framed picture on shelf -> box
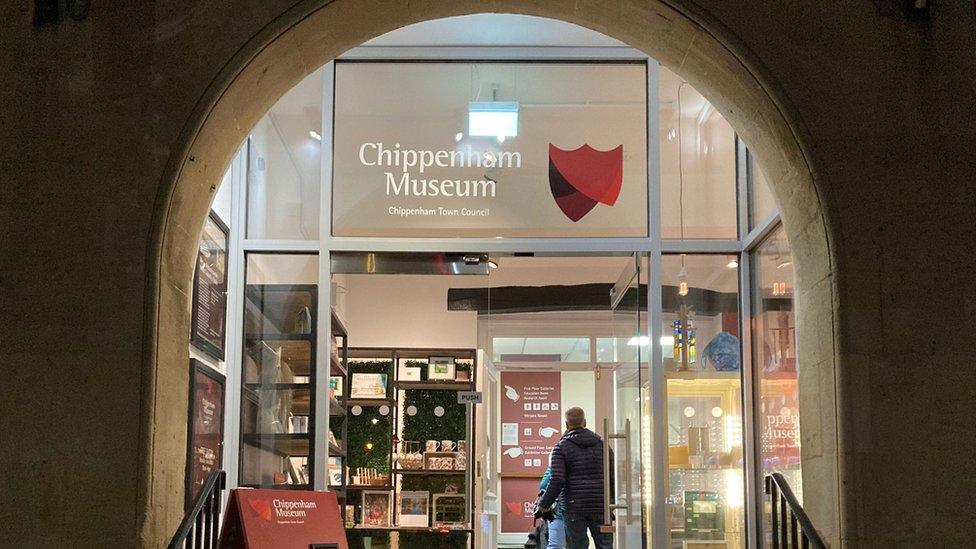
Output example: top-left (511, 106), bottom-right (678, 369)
top-left (185, 359), bottom-right (225, 511)
top-left (189, 211), bottom-right (229, 361)
top-left (432, 493), bottom-right (466, 527)
top-left (329, 375), bottom-right (344, 398)
top-left (398, 491), bottom-right (430, 527)
top-left (349, 373), bottom-right (388, 399)
top-left (428, 356), bottom-right (456, 381)
top-left (361, 490), bottom-right (393, 527)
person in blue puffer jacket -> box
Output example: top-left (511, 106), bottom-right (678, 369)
top-left (539, 465), bottom-right (566, 548)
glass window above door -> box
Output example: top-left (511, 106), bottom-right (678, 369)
top-left (332, 61), bottom-right (649, 238)
top-left (246, 69), bottom-right (323, 240)
top-left (659, 67), bottom-right (738, 240)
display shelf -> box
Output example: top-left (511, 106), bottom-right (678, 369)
top-left (244, 382), bottom-right (309, 390)
top-left (331, 309), bottom-right (349, 336)
top-left (342, 346), bottom-right (476, 548)
top-left (669, 465), bottom-right (742, 472)
top-left (242, 433), bottom-right (309, 456)
top-left (245, 333), bottom-right (315, 342)
top-left (329, 442), bottom-right (347, 457)
top-left (244, 338), bottom-right (312, 375)
top-left (345, 484), bottom-right (395, 491)
top-left (239, 483), bottom-right (311, 490)
top-left (331, 354), bottom-right (348, 377)
top-left (329, 394), bottom-right (346, 416)
top-left (394, 469), bottom-right (467, 476)
top-left (393, 380), bottom-right (474, 391)
top-left (350, 525), bottom-right (472, 532)
top-left (344, 398), bottom-right (395, 407)
top-left (664, 370), bottom-right (741, 380)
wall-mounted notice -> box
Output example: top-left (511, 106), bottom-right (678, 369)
top-left (185, 359), bottom-right (224, 511)
top-left (499, 371), bottom-right (562, 475)
top-left (190, 211), bottom-right (229, 361)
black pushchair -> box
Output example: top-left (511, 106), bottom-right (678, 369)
top-left (524, 517), bottom-right (550, 548)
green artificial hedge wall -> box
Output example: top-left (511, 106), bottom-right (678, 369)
top-left (346, 360), bottom-right (394, 474)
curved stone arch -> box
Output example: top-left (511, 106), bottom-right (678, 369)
top-left (148, 0), bottom-right (839, 545)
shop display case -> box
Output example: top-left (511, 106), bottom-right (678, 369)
top-left (661, 255), bottom-right (745, 549)
top-left (343, 347), bottom-right (476, 549)
top-left (240, 283), bottom-right (317, 488)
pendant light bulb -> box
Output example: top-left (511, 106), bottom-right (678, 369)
top-left (677, 266), bottom-right (689, 297)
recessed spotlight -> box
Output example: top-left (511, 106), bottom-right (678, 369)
top-left (487, 260), bottom-right (498, 269)
top-left (727, 259), bottom-right (739, 269)
top-left (455, 132), bottom-right (464, 142)
top-left (309, 130), bottom-right (322, 141)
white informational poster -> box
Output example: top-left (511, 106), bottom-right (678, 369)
top-left (502, 422), bottom-right (519, 447)
top-left (333, 62), bottom-right (649, 238)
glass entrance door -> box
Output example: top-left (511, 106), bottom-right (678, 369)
top-left (607, 254), bottom-right (646, 547)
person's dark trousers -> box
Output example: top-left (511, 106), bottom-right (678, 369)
top-left (565, 511), bottom-right (613, 549)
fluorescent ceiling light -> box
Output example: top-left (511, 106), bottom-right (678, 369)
top-left (469, 101), bottom-right (519, 138)
top-left (627, 336), bottom-right (674, 347)
top-left (309, 130), bottom-right (322, 141)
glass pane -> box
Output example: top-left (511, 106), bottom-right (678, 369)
top-left (660, 254), bottom-right (744, 548)
top-left (333, 61), bottom-right (648, 238)
top-left (610, 255), bottom-right (645, 547)
top-left (660, 67), bottom-right (737, 240)
top-left (240, 253), bottom-right (318, 488)
top-left (492, 336), bottom-right (590, 363)
top-left (752, 225), bottom-right (802, 544)
top-left (246, 68), bottom-right (322, 240)
top-left (749, 152), bottom-right (777, 229)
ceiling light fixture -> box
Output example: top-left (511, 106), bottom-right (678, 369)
top-left (777, 260), bottom-right (793, 269)
top-left (455, 132), bottom-right (464, 142)
top-left (487, 260), bottom-right (498, 269)
top-left (727, 258), bottom-right (739, 269)
top-left (677, 264), bottom-right (689, 297)
top-left (469, 101), bottom-right (519, 138)
top-left (309, 130), bottom-right (322, 141)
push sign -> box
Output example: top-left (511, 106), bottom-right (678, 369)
top-left (457, 391), bottom-right (483, 404)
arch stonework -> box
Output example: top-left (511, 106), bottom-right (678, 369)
top-left (151, 0), bottom-right (838, 546)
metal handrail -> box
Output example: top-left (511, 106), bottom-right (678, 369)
top-left (168, 470), bottom-right (227, 549)
top-left (764, 472), bottom-right (825, 549)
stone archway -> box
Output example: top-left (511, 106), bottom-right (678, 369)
top-left (148, 0), bottom-right (838, 545)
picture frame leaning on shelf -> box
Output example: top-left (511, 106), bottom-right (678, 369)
top-left (361, 490), bottom-right (393, 527)
top-left (398, 491), bottom-right (430, 527)
top-left (427, 356), bottom-right (456, 381)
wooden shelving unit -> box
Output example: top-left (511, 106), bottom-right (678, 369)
top-left (328, 308), bottom-right (351, 502)
top-left (239, 284), bottom-right (316, 490)
top-left (343, 347), bottom-right (476, 547)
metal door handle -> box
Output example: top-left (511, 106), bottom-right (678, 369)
top-left (602, 417), bottom-right (633, 530)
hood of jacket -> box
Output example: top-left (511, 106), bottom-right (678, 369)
top-left (561, 427), bottom-right (602, 448)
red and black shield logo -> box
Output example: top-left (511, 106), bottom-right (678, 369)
top-left (548, 144), bottom-right (623, 222)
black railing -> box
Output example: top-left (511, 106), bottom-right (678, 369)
top-left (169, 470), bottom-right (226, 549)
top-left (765, 473), bottom-right (825, 548)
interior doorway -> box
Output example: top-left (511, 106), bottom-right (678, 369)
top-left (328, 252), bottom-right (653, 547)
